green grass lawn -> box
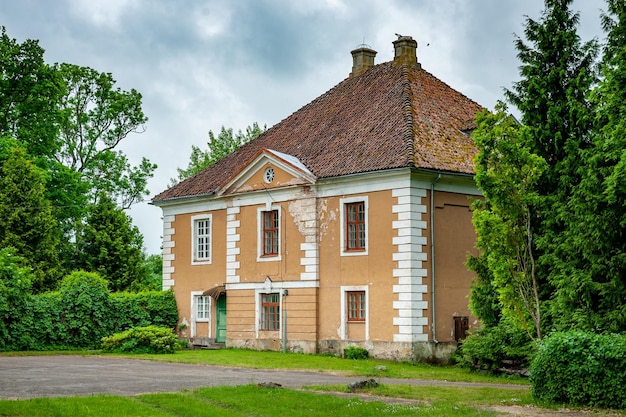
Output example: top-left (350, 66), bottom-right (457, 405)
top-left (0, 384), bottom-right (528, 417)
top-left (2, 349), bottom-right (623, 416)
top-left (100, 348), bottom-right (528, 385)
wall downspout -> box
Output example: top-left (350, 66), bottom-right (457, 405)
top-left (430, 174), bottom-right (442, 344)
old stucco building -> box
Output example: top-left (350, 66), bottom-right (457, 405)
top-left (152, 35), bottom-right (483, 361)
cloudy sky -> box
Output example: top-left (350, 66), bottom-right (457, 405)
top-left (2, 0), bottom-right (606, 254)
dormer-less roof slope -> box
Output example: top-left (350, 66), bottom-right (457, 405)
top-left (153, 59), bottom-right (482, 203)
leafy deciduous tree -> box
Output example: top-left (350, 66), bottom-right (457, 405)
top-left (0, 27), bottom-right (62, 157)
top-left (55, 63), bottom-right (156, 209)
top-left (472, 104), bottom-right (547, 339)
top-left (171, 123), bottom-right (265, 185)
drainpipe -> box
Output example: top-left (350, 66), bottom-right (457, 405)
top-left (430, 174), bottom-right (442, 344)
top-left (282, 289), bottom-right (288, 353)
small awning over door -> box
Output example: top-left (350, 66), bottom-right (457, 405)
top-left (203, 285), bottom-right (225, 299)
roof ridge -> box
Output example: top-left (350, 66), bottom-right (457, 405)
top-left (399, 65), bottom-right (416, 166)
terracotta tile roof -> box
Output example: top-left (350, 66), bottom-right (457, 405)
top-left (153, 61), bottom-right (483, 203)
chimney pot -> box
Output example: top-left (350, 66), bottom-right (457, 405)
top-left (393, 35), bottom-right (420, 68)
top-left (350, 45), bottom-right (377, 77)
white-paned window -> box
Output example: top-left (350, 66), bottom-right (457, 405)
top-left (192, 214), bottom-right (212, 264)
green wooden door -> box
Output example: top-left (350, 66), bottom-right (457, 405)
top-left (215, 295), bottom-right (226, 343)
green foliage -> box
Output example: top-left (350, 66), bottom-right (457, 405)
top-left (457, 319), bottom-right (534, 373)
top-left (130, 254), bottom-right (163, 292)
top-left (471, 104), bottom-right (547, 339)
top-left (469, 0), bottom-right (601, 349)
top-left (0, 27), bottom-right (63, 156)
top-left (55, 63), bottom-right (154, 209)
top-left (466, 255), bottom-right (501, 328)
top-left (101, 326), bottom-right (179, 354)
top-left (0, 138), bottom-right (62, 291)
top-left (76, 194), bottom-right (148, 292)
top-left (0, 266), bottom-right (178, 351)
top-left (58, 271), bottom-right (111, 348)
top-left (109, 290), bottom-right (178, 331)
top-left (530, 331), bottom-right (626, 409)
top-left (171, 123), bottom-right (265, 185)
top-left (0, 26), bottom-right (156, 291)
top-left (0, 248), bottom-right (33, 350)
top-left (547, 0), bottom-right (626, 334)
top-left (344, 345), bottom-right (369, 359)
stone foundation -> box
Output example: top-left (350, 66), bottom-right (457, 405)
top-left (226, 337), bottom-right (458, 363)
top-left (227, 338), bottom-right (317, 354)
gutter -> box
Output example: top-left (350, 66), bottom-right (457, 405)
top-left (430, 173), bottom-right (441, 344)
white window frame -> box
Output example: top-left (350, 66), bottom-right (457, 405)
top-left (340, 285), bottom-right (369, 340)
top-left (254, 288), bottom-right (284, 337)
top-left (191, 291), bottom-right (212, 338)
top-left (191, 214), bottom-right (212, 265)
top-left (257, 205), bottom-right (282, 262)
top-left (340, 196), bottom-right (368, 256)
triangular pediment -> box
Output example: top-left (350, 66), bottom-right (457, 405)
top-left (218, 149), bottom-right (316, 196)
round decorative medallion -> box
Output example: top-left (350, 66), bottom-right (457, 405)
top-left (263, 167), bottom-right (275, 183)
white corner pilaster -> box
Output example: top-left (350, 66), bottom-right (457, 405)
top-left (162, 214), bottom-right (176, 290)
top-left (391, 187), bottom-right (429, 342)
top-left (226, 206), bottom-right (241, 283)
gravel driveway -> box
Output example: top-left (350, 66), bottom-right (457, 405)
top-left (0, 355), bottom-right (528, 400)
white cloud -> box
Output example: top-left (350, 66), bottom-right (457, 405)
top-left (67, 0), bottom-right (139, 28)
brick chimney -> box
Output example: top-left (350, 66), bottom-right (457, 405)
top-left (350, 45), bottom-right (377, 77)
top-left (393, 34), bottom-right (420, 68)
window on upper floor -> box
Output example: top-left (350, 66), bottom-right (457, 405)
top-left (262, 210), bottom-right (279, 257)
top-left (191, 214), bottom-right (212, 264)
top-left (340, 197), bottom-right (368, 255)
top-left (347, 290), bottom-right (366, 322)
top-left (260, 293), bottom-right (280, 331)
top-left (258, 206), bottom-right (281, 261)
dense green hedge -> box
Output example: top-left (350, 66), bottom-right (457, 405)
top-left (0, 269), bottom-right (178, 351)
top-left (530, 331), bottom-right (626, 409)
top-left (102, 326), bottom-right (179, 354)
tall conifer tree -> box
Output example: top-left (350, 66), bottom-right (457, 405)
top-left (553, 0), bottom-right (626, 332)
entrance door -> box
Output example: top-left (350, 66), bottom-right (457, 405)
top-left (215, 294), bottom-right (227, 343)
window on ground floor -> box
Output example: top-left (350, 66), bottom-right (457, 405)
top-left (454, 316), bottom-right (469, 341)
top-left (260, 293), bottom-right (280, 331)
top-left (347, 290), bottom-right (366, 322)
top-left (194, 295), bottom-right (211, 321)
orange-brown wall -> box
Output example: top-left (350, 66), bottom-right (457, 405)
top-left (317, 190), bottom-right (397, 342)
top-left (170, 208), bottom-right (227, 338)
top-left (431, 191), bottom-right (479, 341)
top-left (236, 202), bottom-right (304, 282)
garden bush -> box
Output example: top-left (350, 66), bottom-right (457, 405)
top-left (344, 345), bottom-right (369, 359)
top-left (456, 319), bottom-right (533, 373)
top-left (530, 331), bottom-right (626, 409)
top-left (101, 326), bottom-right (179, 354)
top-left (58, 271), bottom-right (111, 349)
